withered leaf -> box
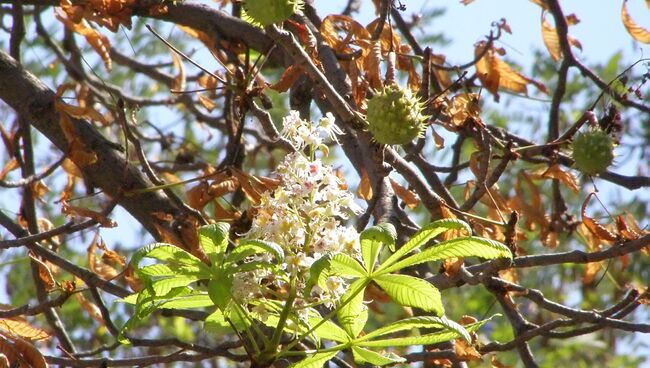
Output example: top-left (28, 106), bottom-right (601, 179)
top-left (581, 193), bottom-right (617, 242)
top-left (55, 10), bottom-right (112, 71)
top-left (0, 318), bottom-right (50, 341)
top-left (389, 178), bottom-right (419, 209)
top-left (62, 201), bottom-right (116, 228)
top-left (622, 0), bottom-right (650, 44)
top-left (357, 168), bottom-right (373, 200)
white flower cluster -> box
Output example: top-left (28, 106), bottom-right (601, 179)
top-left (232, 111), bottom-right (362, 313)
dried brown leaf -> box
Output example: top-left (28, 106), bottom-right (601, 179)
top-left (74, 293), bottom-right (105, 326)
top-left (0, 333), bottom-right (48, 368)
top-left (55, 10), bottom-right (112, 70)
top-left (170, 52), bottom-right (186, 92)
top-left (62, 201), bottom-right (116, 228)
top-left (0, 158), bottom-right (19, 181)
top-left (0, 318), bottom-right (50, 341)
top-left (27, 253), bottom-right (56, 291)
top-left (357, 169), bottom-right (373, 200)
top-left (532, 164), bottom-right (579, 193)
top-left (389, 178), bottom-right (420, 209)
top-left (581, 193), bottom-right (617, 242)
top-left (270, 65), bottom-right (306, 92)
top-left (455, 339), bottom-right (482, 361)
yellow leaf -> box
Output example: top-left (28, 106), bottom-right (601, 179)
top-left (622, 0), bottom-right (650, 43)
top-left (0, 318), bottom-right (50, 341)
top-left (170, 52), bottom-right (186, 92)
top-left (541, 13), bottom-right (582, 61)
top-left (530, 0), bottom-right (549, 9)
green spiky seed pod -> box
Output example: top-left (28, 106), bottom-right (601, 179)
top-left (241, 0), bottom-right (303, 27)
top-left (365, 86), bottom-right (429, 145)
top-left (571, 129), bottom-right (615, 175)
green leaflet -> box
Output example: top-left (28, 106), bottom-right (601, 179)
top-left (198, 222), bottom-right (230, 265)
top-left (131, 243), bottom-right (211, 280)
top-left (208, 274), bottom-right (233, 310)
top-left (359, 315), bottom-right (470, 342)
top-left (379, 236), bottom-right (512, 274)
top-left (337, 278), bottom-right (368, 338)
top-left (308, 317), bottom-right (349, 343)
top-left (225, 239), bottom-right (284, 264)
top-left (360, 223), bottom-right (396, 273)
top-left (379, 218), bottom-right (471, 272)
top-left (373, 273), bottom-right (443, 315)
top-left (292, 351), bottom-right (338, 368)
top-left (304, 254), bottom-right (332, 296)
top-left (330, 253), bottom-right (367, 278)
top-left (356, 330), bottom-right (465, 348)
top-left (151, 275), bottom-right (198, 296)
top-left (352, 346), bottom-right (405, 366)
top-left (156, 293), bottom-right (214, 309)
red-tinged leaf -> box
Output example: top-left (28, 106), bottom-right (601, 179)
top-left (616, 215), bottom-right (641, 240)
top-left (566, 13), bottom-right (580, 25)
top-left (320, 15), bottom-right (371, 53)
top-left (124, 264), bottom-right (143, 291)
top-left (389, 178), bottom-right (420, 209)
top-left (357, 168), bottom-right (373, 200)
top-left (88, 234), bottom-right (120, 281)
top-left (62, 201), bottom-right (116, 228)
top-left (431, 128), bottom-right (445, 149)
top-left (581, 193), bottom-right (617, 242)
top-left (622, 0), bottom-right (650, 43)
top-left (270, 65), bottom-right (306, 92)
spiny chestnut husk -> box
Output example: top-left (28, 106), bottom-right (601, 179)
top-left (571, 129), bottom-right (615, 175)
top-left (241, 0), bottom-right (303, 27)
top-left (365, 86), bottom-right (429, 145)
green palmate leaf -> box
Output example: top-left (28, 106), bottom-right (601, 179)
top-left (158, 293), bottom-right (214, 309)
top-left (131, 243), bottom-right (211, 277)
top-left (226, 260), bottom-right (284, 275)
top-left (138, 264), bottom-right (175, 277)
top-left (225, 239), bottom-right (285, 264)
top-left (208, 274), bottom-right (233, 310)
top-left (356, 330), bottom-right (466, 348)
top-left (330, 253), bottom-right (367, 278)
top-left (308, 317), bottom-right (350, 343)
top-left (359, 315), bottom-right (471, 342)
top-left (379, 218), bottom-right (471, 272)
top-left (337, 278), bottom-right (368, 338)
top-left (293, 351), bottom-right (338, 368)
top-left (373, 274), bottom-right (443, 315)
top-left (351, 346), bottom-right (405, 366)
top-left (380, 236), bottom-right (512, 274)
top-left (304, 254), bottom-right (332, 296)
top-left (151, 276), bottom-right (198, 296)
top-left (204, 309), bottom-right (233, 335)
top-left (198, 223), bottom-right (230, 265)
top-left (360, 223), bottom-right (396, 273)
